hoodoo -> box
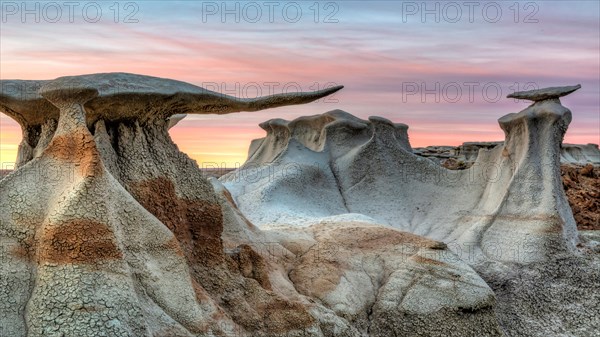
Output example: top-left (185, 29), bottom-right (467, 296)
top-left (222, 86), bottom-right (599, 336)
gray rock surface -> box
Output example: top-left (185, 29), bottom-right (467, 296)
top-left (222, 86), bottom-right (600, 336)
top-left (507, 84), bottom-right (581, 101)
top-left (223, 103), bottom-right (581, 263)
top-left (1, 75), bottom-right (597, 337)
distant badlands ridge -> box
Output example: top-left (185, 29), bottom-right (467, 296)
top-left (414, 142), bottom-right (600, 166)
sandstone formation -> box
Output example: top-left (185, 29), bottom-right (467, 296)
top-left (222, 85), bottom-right (600, 336)
top-left (413, 144), bottom-right (599, 231)
top-left (411, 140), bottom-right (598, 234)
top-left (222, 99), bottom-right (581, 262)
top-left (0, 73), bottom-right (503, 337)
top-left (1, 75), bottom-right (597, 336)
top-left (506, 84), bottom-right (581, 102)
top-left (0, 73), bottom-right (353, 337)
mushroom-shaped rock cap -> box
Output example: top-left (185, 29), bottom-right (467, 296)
top-left (507, 84), bottom-right (581, 102)
top-left (40, 77), bottom-right (99, 106)
top-left (0, 72), bottom-right (343, 125)
top-left (0, 80), bottom-right (54, 126)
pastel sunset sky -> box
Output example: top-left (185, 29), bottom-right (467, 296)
top-left (1, 1), bottom-right (599, 167)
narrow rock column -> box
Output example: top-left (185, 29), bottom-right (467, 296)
top-left (474, 86), bottom-right (582, 262)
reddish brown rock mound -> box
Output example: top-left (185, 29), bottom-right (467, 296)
top-left (561, 164), bottom-right (600, 230)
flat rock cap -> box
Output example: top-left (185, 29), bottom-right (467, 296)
top-left (507, 84), bottom-right (581, 102)
top-left (0, 72), bottom-right (343, 126)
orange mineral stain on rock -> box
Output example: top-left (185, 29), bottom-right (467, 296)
top-left (130, 176), bottom-right (316, 334)
top-left (259, 299), bottom-right (315, 334)
top-left (163, 237), bottom-right (186, 257)
top-left (44, 130), bottom-right (103, 177)
top-left (39, 219), bottom-right (122, 264)
top-left (228, 244), bottom-right (272, 290)
top-left (290, 260), bottom-right (344, 296)
top-left (128, 177), bottom-right (225, 266)
top-left (326, 224), bottom-right (446, 250)
top-left (411, 255), bottom-right (447, 266)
